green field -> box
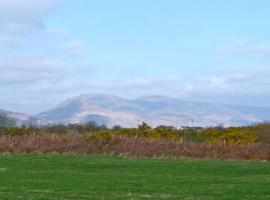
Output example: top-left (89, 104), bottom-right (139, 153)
top-left (0, 154), bottom-right (270, 200)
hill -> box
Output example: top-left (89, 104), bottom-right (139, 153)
top-left (37, 94), bottom-right (270, 127)
top-left (0, 109), bottom-right (46, 126)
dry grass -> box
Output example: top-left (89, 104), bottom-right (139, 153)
top-left (0, 134), bottom-right (270, 160)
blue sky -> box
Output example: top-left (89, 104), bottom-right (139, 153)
top-left (0, 0), bottom-right (270, 113)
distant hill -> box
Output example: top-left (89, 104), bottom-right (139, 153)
top-left (0, 109), bottom-right (46, 126)
top-left (37, 94), bottom-right (270, 127)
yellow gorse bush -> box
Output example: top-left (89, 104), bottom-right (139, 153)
top-left (84, 122), bottom-right (260, 145)
top-left (84, 122), bottom-right (182, 143)
top-left (198, 127), bottom-right (258, 144)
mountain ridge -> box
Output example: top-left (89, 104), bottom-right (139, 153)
top-left (36, 94), bottom-right (270, 127)
top-left (1, 94), bottom-right (270, 127)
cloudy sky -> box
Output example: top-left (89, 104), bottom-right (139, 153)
top-left (1, 0), bottom-right (270, 114)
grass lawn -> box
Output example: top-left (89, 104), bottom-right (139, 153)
top-left (0, 154), bottom-right (270, 199)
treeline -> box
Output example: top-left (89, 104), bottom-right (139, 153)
top-left (1, 113), bottom-right (270, 145)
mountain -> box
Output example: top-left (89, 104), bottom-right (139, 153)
top-left (38, 94), bottom-right (142, 126)
top-left (37, 94), bottom-right (270, 127)
top-left (0, 109), bottom-right (46, 126)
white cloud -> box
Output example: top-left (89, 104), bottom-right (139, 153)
top-left (0, 0), bottom-right (60, 33)
top-left (0, 0), bottom-right (94, 113)
top-left (0, 0), bottom-right (90, 85)
top-left (63, 40), bottom-right (86, 56)
top-left (0, 56), bottom-right (65, 83)
top-left (221, 40), bottom-right (270, 58)
top-left (0, 34), bottom-right (25, 49)
top-left (1, 68), bottom-right (270, 114)
top-left (46, 28), bottom-right (70, 37)
top-left (90, 70), bottom-right (270, 107)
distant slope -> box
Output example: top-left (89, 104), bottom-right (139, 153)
top-left (0, 109), bottom-right (47, 126)
top-left (38, 94), bottom-right (141, 126)
top-left (37, 94), bottom-right (270, 127)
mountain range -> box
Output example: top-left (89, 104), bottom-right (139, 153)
top-left (1, 94), bottom-right (270, 127)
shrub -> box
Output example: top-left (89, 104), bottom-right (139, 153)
top-left (198, 127), bottom-right (257, 145)
top-left (84, 131), bottom-right (114, 144)
top-left (255, 123), bottom-right (270, 144)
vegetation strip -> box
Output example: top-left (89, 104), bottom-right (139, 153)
top-left (1, 113), bottom-right (270, 160)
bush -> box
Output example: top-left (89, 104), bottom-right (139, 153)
top-left (198, 127), bottom-right (257, 145)
top-left (254, 123), bottom-right (270, 144)
top-left (179, 128), bottom-right (202, 143)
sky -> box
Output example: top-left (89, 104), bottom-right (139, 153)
top-left (0, 0), bottom-right (270, 114)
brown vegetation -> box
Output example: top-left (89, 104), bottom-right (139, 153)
top-left (1, 113), bottom-right (270, 160)
top-left (0, 134), bottom-right (270, 161)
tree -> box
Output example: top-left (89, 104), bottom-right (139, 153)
top-left (46, 124), bottom-right (68, 134)
top-left (138, 122), bottom-right (151, 131)
top-left (0, 113), bottom-right (16, 134)
top-left (138, 122), bottom-right (151, 136)
top-left (112, 125), bottom-right (122, 131)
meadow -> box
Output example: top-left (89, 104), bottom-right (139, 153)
top-left (0, 154), bottom-right (270, 200)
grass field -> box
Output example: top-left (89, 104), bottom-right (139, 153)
top-left (0, 154), bottom-right (270, 200)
